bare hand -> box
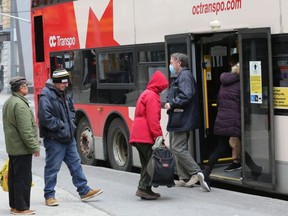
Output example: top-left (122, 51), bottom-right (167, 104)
top-left (165, 103), bottom-right (171, 110)
top-left (33, 151), bottom-right (40, 157)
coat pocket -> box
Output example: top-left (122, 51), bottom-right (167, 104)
top-left (170, 109), bottom-right (184, 128)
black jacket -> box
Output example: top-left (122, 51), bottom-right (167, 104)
top-left (166, 68), bottom-right (199, 132)
top-left (38, 79), bottom-right (76, 143)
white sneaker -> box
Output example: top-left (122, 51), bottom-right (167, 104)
top-left (185, 174), bottom-right (199, 186)
top-left (197, 172), bottom-right (211, 192)
top-left (174, 179), bottom-right (187, 187)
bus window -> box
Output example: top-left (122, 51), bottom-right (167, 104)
top-left (98, 52), bottom-right (133, 84)
top-left (272, 34), bottom-right (288, 115)
top-left (32, 0), bottom-right (75, 8)
top-left (138, 50), bottom-right (165, 62)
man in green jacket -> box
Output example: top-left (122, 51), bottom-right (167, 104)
top-left (3, 76), bottom-right (40, 215)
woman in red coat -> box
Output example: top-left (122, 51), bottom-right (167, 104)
top-left (129, 70), bottom-right (168, 200)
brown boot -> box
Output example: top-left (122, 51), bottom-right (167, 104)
top-left (147, 188), bottom-right (161, 197)
top-left (135, 189), bottom-right (158, 200)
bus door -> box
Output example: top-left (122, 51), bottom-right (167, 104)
top-left (238, 28), bottom-right (276, 189)
top-left (194, 32), bottom-right (239, 170)
top-left (165, 33), bottom-right (238, 166)
top-left (165, 30), bottom-right (276, 190)
top-left (165, 34), bottom-right (202, 163)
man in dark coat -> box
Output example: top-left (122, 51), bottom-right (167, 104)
top-left (165, 53), bottom-right (210, 192)
top-left (38, 68), bottom-right (103, 206)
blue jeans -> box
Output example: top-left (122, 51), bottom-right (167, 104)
top-left (43, 138), bottom-right (90, 199)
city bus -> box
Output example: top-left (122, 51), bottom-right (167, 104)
top-left (31, 0), bottom-right (288, 196)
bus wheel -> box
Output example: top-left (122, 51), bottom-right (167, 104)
top-left (107, 118), bottom-right (132, 171)
top-left (76, 118), bottom-right (97, 166)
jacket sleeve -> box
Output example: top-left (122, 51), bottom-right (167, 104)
top-left (67, 95), bottom-right (76, 125)
top-left (15, 104), bottom-right (40, 153)
top-left (38, 94), bottom-right (65, 131)
top-left (146, 94), bottom-right (163, 140)
top-left (171, 72), bottom-right (196, 108)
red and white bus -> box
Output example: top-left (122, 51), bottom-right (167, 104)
top-left (31, 0), bottom-right (288, 196)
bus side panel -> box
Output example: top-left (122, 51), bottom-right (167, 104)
top-left (274, 115), bottom-right (288, 194)
top-left (280, 0), bottom-right (288, 33)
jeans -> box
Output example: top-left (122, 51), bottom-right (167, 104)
top-left (170, 131), bottom-right (201, 180)
top-left (8, 154), bottom-right (32, 211)
top-left (43, 138), bottom-right (90, 199)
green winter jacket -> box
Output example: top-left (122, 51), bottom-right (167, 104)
top-left (3, 92), bottom-right (40, 155)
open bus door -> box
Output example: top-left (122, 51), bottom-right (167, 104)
top-left (165, 28), bottom-right (276, 191)
top-left (165, 34), bottom-right (202, 163)
top-left (238, 28), bottom-right (276, 190)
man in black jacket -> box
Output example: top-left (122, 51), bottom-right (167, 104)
top-left (165, 53), bottom-right (210, 192)
top-left (38, 68), bottom-right (103, 206)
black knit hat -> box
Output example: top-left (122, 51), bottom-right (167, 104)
top-left (52, 69), bottom-right (70, 83)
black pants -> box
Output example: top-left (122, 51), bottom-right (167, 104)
top-left (8, 154), bottom-right (32, 211)
top-left (207, 136), bottom-right (260, 172)
top-left (208, 136), bottom-right (230, 169)
top-left (134, 143), bottom-right (152, 191)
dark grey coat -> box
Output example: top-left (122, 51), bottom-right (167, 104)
top-left (166, 68), bottom-right (199, 132)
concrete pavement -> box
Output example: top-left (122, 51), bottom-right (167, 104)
top-left (0, 173), bottom-right (109, 216)
top-left (0, 149), bottom-right (110, 216)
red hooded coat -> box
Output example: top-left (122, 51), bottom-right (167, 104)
top-left (129, 71), bottom-right (168, 145)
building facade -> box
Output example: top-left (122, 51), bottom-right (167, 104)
top-left (0, 0), bottom-right (32, 93)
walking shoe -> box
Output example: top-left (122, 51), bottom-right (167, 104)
top-left (147, 188), bottom-right (161, 198)
top-left (45, 198), bottom-right (59, 206)
top-left (185, 174), bottom-right (199, 186)
top-left (197, 172), bottom-right (211, 192)
top-left (224, 162), bottom-right (242, 172)
top-left (12, 209), bottom-right (35, 215)
top-left (136, 188), bottom-right (158, 200)
top-left (10, 208), bottom-right (15, 214)
top-left (174, 179), bottom-right (187, 187)
top-left (81, 189), bottom-right (103, 201)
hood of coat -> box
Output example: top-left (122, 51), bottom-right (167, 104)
top-left (220, 72), bottom-right (240, 87)
top-left (147, 70), bottom-right (168, 94)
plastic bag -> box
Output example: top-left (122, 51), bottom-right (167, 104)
top-left (0, 159), bottom-right (9, 192)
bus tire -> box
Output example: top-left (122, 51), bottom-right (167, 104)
top-left (107, 118), bottom-right (132, 171)
top-left (76, 117), bottom-right (97, 166)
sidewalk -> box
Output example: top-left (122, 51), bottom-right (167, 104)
top-left (0, 168), bottom-right (109, 216)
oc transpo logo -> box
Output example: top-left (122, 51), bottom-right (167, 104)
top-left (49, 35), bottom-right (76, 48)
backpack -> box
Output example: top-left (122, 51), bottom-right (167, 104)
top-left (147, 137), bottom-right (175, 188)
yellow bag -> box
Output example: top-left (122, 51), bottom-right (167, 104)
top-left (0, 159), bottom-right (35, 192)
top-left (0, 159), bottom-right (9, 192)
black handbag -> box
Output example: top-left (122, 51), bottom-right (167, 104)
top-left (147, 137), bottom-right (175, 188)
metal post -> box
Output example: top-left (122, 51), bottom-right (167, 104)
top-left (10, 0), bottom-right (15, 78)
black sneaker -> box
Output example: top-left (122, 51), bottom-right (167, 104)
top-left (224, 162), bottom-right (242, 172)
